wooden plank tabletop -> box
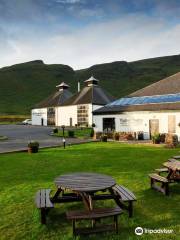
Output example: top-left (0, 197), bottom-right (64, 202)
top-left (54, 172), bottom-right (116, 192)
top-left (163, 161), bottom-right (180, 171)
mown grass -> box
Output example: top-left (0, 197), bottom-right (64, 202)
top-left (54, 128), bottom-right (93, 138)
top-left (0, 142), bottom-right (179, 240)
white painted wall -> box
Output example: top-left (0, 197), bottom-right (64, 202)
top-left (56, 104), bottom-right (104, 127)
top-left (56, 105), bottom-right (77, 126)
top-left (89, 104), bottom-right (104, 126)
top-left (93, 111), bottom-right (180, 140)
top-left (31, 108), bottom-right (47, 126)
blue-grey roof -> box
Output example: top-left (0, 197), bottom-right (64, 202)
top-left (107, 93), bottom-right (180, 107)
top-left (94, 93), bottom-right (180, 115)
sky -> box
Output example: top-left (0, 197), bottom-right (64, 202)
top-left (0, 0), bottom-right (179, 69)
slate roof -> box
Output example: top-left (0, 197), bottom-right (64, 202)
top-left (61, 85), bottom-right (115, 106)
top-left (35, 89), bottom-right (73, 108)
top-left (94, 72), bottom-right (180, 115)
top-left (129, 72), bottom-right (180, 97)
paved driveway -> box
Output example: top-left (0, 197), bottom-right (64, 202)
top-left (0, 125), bottom-right (90, 153)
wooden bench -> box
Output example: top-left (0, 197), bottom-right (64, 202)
top-left (155, 168), bottom-right (168, 175)
top-left (149, 173), bottom-right (169, 196)
top-left (168, 158), bottom-right (177, 162)
top-left (66, 207), bottom-right (123, 236)
top-left (111, 185), bottom-right (136, 217)
top-left (35, 189), bottom-right (54, 224)
top-left (173, 156), bottom-right (180, 160)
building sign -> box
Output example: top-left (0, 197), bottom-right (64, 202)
top-left (120, 118), bottom-right (128, 126)
top-left (120, 118), bottom-right (143, 126)
top-left (32, 110), bottom-right (46, 116)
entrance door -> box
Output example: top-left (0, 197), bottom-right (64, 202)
top-left (149, 119), bottom-right (159, 138)
top-left (103, 118), bottom-right (115, 132)
top-left (168, 115), bottom-right (176, 133)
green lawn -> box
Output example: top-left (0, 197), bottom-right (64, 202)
top-left (0, 142), bottom-right (179, 240)
top-left (54, 128), bottom-right (93, 138)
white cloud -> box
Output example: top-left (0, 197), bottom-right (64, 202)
top-left (0, 14), bottom-right (179, 69)
top-left (55, 0), bottom-right (82, 4)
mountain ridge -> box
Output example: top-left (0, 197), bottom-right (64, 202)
top-left (0, 54), bottom-right (180, 115)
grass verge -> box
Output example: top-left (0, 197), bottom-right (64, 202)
top-left (0, 142), bottom-right (179, 240)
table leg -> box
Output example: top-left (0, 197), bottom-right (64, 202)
top-left (79, 192), bottom-right (92, 210)
top-left (79, 192), bottom-right (96, 228)
top-left (51, 188), bottom-right (62, 202)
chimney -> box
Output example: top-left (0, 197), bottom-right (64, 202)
top-left (78, 81), bottom-right (80, 92)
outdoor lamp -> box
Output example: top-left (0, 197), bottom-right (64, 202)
top-left (63, 138), bottom-right (66, 149)
top-left (61, 125), bottom-right (65, 137)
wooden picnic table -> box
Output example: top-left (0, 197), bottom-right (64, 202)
top-left (54, 172), bottom-right (116, 210)
top-left (35, 172), bottom-right (136, 225)
top-left (163, 161), bottom-right (180, 182)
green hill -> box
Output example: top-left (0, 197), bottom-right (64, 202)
top-left (0, 55), bottom-right (180, 115)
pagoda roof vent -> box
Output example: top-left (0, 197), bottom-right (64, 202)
top-left (84, 76), bottom-right (99, 86)
top-left (56, 82), bottom-right (70, 91)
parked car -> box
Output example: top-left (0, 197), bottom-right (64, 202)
top-left (22, 119), bottom-right (32, 125)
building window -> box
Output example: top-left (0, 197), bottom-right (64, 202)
top-left (77, 105), bottom-right (89, 126)
top-left (47, 107), bottom-right (55, 125)
top-left (103, 118), bottom-right (115, 132)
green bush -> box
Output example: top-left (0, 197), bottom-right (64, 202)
top-left (53, 128), bottom-right (58, 134)
top-left (101, 135), bottom-right (107, 142)
top-left (68, 130), bottom-right (75, 137)
top-left (90, 128), bottom-right (94, 137)
top-left (28, 141), bottom-right (39, 148)
top-left (152, 133), bottom-right (161, 144)
top-left (28, 141), bottom-right (39, 153)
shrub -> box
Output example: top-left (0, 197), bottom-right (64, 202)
top-left (152, 133), bottom-right (161, 144)
top-left (95, 132), bottom-right (102, 139)
top-left (101, 135), bottom-right (107, 142)
top-left (68, 130), bottom-right (75, 137)
top-left (165, 134), bottom-right (178, 146)
top-left (28, 141), bottom-right (39, 153)
top-left (104, 132), bottom-right (113, 139)
top-left (53, 128), bottom-right (58, 134)
top-left (90, 128), bottom-right (94, 137)
top-left (126, 133), bottom-right (134, 140)
top-left (28, 141), bottom-right (39, 148)
top-left (113, 132), bottom-right (119, 141)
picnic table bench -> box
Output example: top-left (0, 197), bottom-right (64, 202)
top-left (35, 189), bottom-right (54, 224)
top-left (66, 207), bottom-right (123, 236)
top-left (155, 168), bottom-right (168, 174)
top-left (149, 160), bottom-right (180, 195)
top-left (149, 173), bottom-right (169, 195)
top-left (111, 185), bottom-right (136, 217)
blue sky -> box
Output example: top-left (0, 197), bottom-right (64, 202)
top-left (0, 0), bottom-right (179, 69)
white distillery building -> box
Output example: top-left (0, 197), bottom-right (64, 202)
top-left (56, 76), bottom-right (115, 127)
top-left (32, 76), bottom-right (114, 127)
top-left (93, 72), bottom-right (180, 140)
top-left (32, 82), bottom-right (73, 126)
